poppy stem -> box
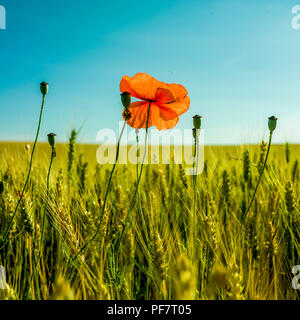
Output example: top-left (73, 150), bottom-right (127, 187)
top-left (0, 94), bottom-right (46, 249)
top-left (115, 102), bottom-right (152, 259)
top-left (192, 129), bottom-right (200, 258)
top-left (136, 130), bottom-right (140, 180)
top-left (135, 130), bottom-right (149, 247)
top-left (244, 131), bottom-right (273, 218)
top-left (70, 121), bottom-right (127, 264)
top-left (27, 149), bottom-right (54, 298)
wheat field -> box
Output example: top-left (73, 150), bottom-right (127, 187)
top-left (0, 138), bottom-right (299, 300)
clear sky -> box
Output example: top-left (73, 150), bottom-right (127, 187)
top-left (0, 0), bottom-right (300, 145)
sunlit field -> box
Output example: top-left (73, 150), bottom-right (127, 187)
top-left (0, 140), bottom-right (299, 300)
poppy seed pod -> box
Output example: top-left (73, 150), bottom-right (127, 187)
top-left (40, 81), bottom-right (49, 96)
top-left (121, 92), bottom-right (131, 109)
top-left (47, 133), bottom-right (56, 148)
top-left (193, 115), bottom-right (202, 130)
top-left (268, 116), bottom-right (278, 132)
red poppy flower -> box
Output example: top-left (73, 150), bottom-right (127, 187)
top-left (120, 73), bottom-right (190, 130)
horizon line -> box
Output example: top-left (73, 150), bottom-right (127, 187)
top-left (0, 140), bottom-right (298, 147)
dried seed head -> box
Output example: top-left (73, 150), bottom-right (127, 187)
top-left (47, 133), bottom-right (56, 148)
top-left (121, 92), bottom-right (131, 109)
top-left (268, 116), bottom-right (278, 133)
top-left (193, 115), bottom-right (202, 130)
top-left (40, 81), bottom-right (49, 96)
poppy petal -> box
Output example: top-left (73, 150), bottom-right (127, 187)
top-left (151, 105), bottom-right (179, 130)
top-left (123, 101), bottom-right (150, 128)
top-left (120, 73), bottom-right (189, 131)
top-left (156, 106), bottom-right (179, 130)
top-left (122, 101), bottom-right (147, 124)
top-left (120, 76), bottom-right (140, 99)
top-left (124, 102), bottom-right (179, 131)
top-left (155, 88), bottom-right (176, 103)
top-left (121, 73), bottom-right (170, 101)
top-left (130, 73), bottom-right (163, 100)
top-left (167, 83), bottom-right (188, 99)
top-left (159, 96), bottom-right (190, 116)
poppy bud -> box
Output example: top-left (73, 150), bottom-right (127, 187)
top-left (47, 133), bottom-right (56, 148)
top-left (40, 81), bottom-right (49, 96)
top-left (121, 92), bottom-right (131, 109)
top-left (0, 181), bottom-right (4, 195)
top-left (268, 116), bottom-right (278, 133)
top-left (193, 115), bottom-right (202, 130)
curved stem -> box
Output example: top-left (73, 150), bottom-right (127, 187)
top-left (135, 131), bottom-right (149, 246)
top-left (136, 132), bottom-right (139, 180)
top-left (1, 95), bottom-right (46, 248)
top-left (40, 152), bottom-right (54, 251)
top-left (71, 121), bottom-right (127, 262)
top-left (244, 131), bottom-right (273, 218)
top-left (115, 102), bottom-right (152, 257)
top-left (28, 150), bottom-right (54, 297)
top-left (192, 130), bottom-right (200, 258)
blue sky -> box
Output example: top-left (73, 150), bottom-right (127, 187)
top-left (0, 0), bottom-right (300, 145)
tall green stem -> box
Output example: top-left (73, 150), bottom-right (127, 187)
top-left (136, 130), bottom-right (140, 180)
top-left (192, 129), bottom-right (200, 258)
top-left (244, 131), bottom-right (273, 218)
top-left (28, 149), bottom-right (54, 297)
top-left (116, 102), bottom-right (152, 257)
top-left (71, 121), bottom-right (127, 262)
top-left (40, 151), bottom-right (54, 252)
top-left (1, 95), bottom-right (46, 248)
